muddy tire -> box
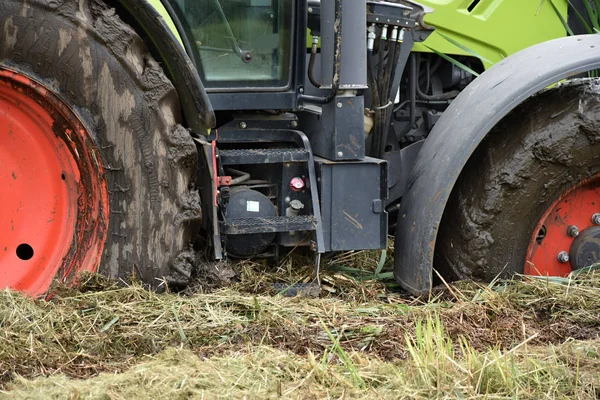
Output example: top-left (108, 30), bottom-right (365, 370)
top-left (0, 0), bottom-right (201, 291)
top-left (436, 79), bottom-right (600, 281)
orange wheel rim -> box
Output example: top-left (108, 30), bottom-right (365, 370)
top-left (526, 174), bottom-right (600, 277)
top-left (0, 68), bottom-right (108, 296)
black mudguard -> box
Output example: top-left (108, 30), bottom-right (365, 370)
top-left (111, 0), bottom-right (215, 133)
top-left (395, 34), bottom-right (600, 295)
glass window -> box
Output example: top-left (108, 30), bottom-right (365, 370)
top-left (169, 0), bottom-right (293, 90)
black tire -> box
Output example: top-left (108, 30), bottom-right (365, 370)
top-left (0, 0), bottom-right (201, 287)
top-left (436, 79), bottom-right (600, 281)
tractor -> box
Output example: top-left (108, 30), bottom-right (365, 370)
top-left (1, 0), bottom-right (599, 297)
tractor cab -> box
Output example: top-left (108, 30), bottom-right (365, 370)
top-left (163, 0), bottom-right (433, 262)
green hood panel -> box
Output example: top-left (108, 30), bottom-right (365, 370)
top-left (416, 0), bottom-right (568, 67)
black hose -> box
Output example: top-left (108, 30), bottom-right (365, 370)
top-left (429, 55), bottom-right (443, 75)
top-left (373, 39), bottom-right (397, 158)
top-left (383, 40), bottom-right (397, 101)
top-left (367, 50), bottom-right (381, 158)
top-left (367, 51), bottom-right (380, 109)
top-left (392, 54), bottom-right (418, 139)
top-left (378, 40), bottom-right (401, 158)
top-left (393, 99), bottom-right (451, 113)
top-left (369, 33), bottom-right (387, 158)
top-left (416, 85), bottom-right (460, 101)
top-left (388, 40), bottom-right (403, 101)
top-left (226, 168), bottom-right (251, 185)
top-left (377, 35), bottom-right (385, 97)
top-left (415, 54), bottom-right (460, 101)
top-left (297, 0), bottom-right (342, 105)
top-left (308, 44), bottom-right (321, 88)
top-left (422, 55), bottom-right (430, 95)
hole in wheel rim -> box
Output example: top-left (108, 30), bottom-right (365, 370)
top-left (536, 225), bottom-right (547, 245)
top-left (16, 244), bottom-right (34, 261)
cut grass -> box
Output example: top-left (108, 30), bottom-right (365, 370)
top-left (0, 266), bottom-right (599, 398)
top-left (4, 339), bottom-right (599, 399)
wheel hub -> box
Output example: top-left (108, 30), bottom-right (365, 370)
top-left (569, 226), bottom-right (600, 269)
top-left (0, 68), bottom-right (109, 296)
top-left (526, 175), bottom-right (600, 276)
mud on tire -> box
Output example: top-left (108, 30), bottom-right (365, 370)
top-left (0, 0), bottom-right (201, 287)
top-left (436, 79), bottom-right (600, 281)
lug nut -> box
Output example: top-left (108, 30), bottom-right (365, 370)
top-left (567, 225), bottom-right (579, 237)
top-left (592, 213), bottom-right (600, 225)
top-left (557, 251), bottom-right (570, 263)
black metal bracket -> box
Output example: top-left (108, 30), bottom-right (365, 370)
top-left (216, 126), bottom-right (326, 254)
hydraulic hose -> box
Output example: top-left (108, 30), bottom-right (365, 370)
top-left (367, 51), bottom-right (380, 108)
top-left (367, 46), bottom-right (382, 158)
top-left (298, 0), bottom-right (342, 105)
top-left (390, 54), bottom-right (418, 140)
top-left (416, 85), bottom-right (460, 101)
top-left (383, 39), bottom-right (399, 100)
top-left (377, 35), bottom-right (385, 97)
top-left (374, 39), bottom-right (397, 158)
top-left (226, 168), bottom-right (251, 185)
top-left (370, 29), bottom-right (401, 158)
top-left (378, 39), bottom-right (401, 158)
top-left (308, 37), bottom-right (322, 88)
top-left (386, 40), bottom-right (401, 100)
top-left (415, 55), bottom-right (460, 101)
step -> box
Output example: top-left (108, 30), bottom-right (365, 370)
top-left (219, 148), bottom-right (310, 165)
top-left (221, 215), bottom-right (318, 235)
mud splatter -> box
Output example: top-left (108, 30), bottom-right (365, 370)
top-left (3, 17), bottom-right (17, 52)
top-left (57, 28), bottom-right (71, 57)
top-left (437, 80), bottom-right (600, 281)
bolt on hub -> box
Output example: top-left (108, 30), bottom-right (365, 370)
top-left (557, 251), bottom-right (570, 263)
top-left (567, 225), bottom-right (579, 237)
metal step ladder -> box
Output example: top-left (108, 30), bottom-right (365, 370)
top-left (219, 148), bottom-right (310, 165)
top-left (221, 215), bottom-right (318, 235)
top-left (216, 129), bottom-right (325, 253)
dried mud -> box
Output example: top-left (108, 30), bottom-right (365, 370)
top-left (437, 80), bottom-right (600, 281)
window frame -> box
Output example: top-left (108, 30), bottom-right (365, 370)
top-left (164, 0), bottom-right (296, 93)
